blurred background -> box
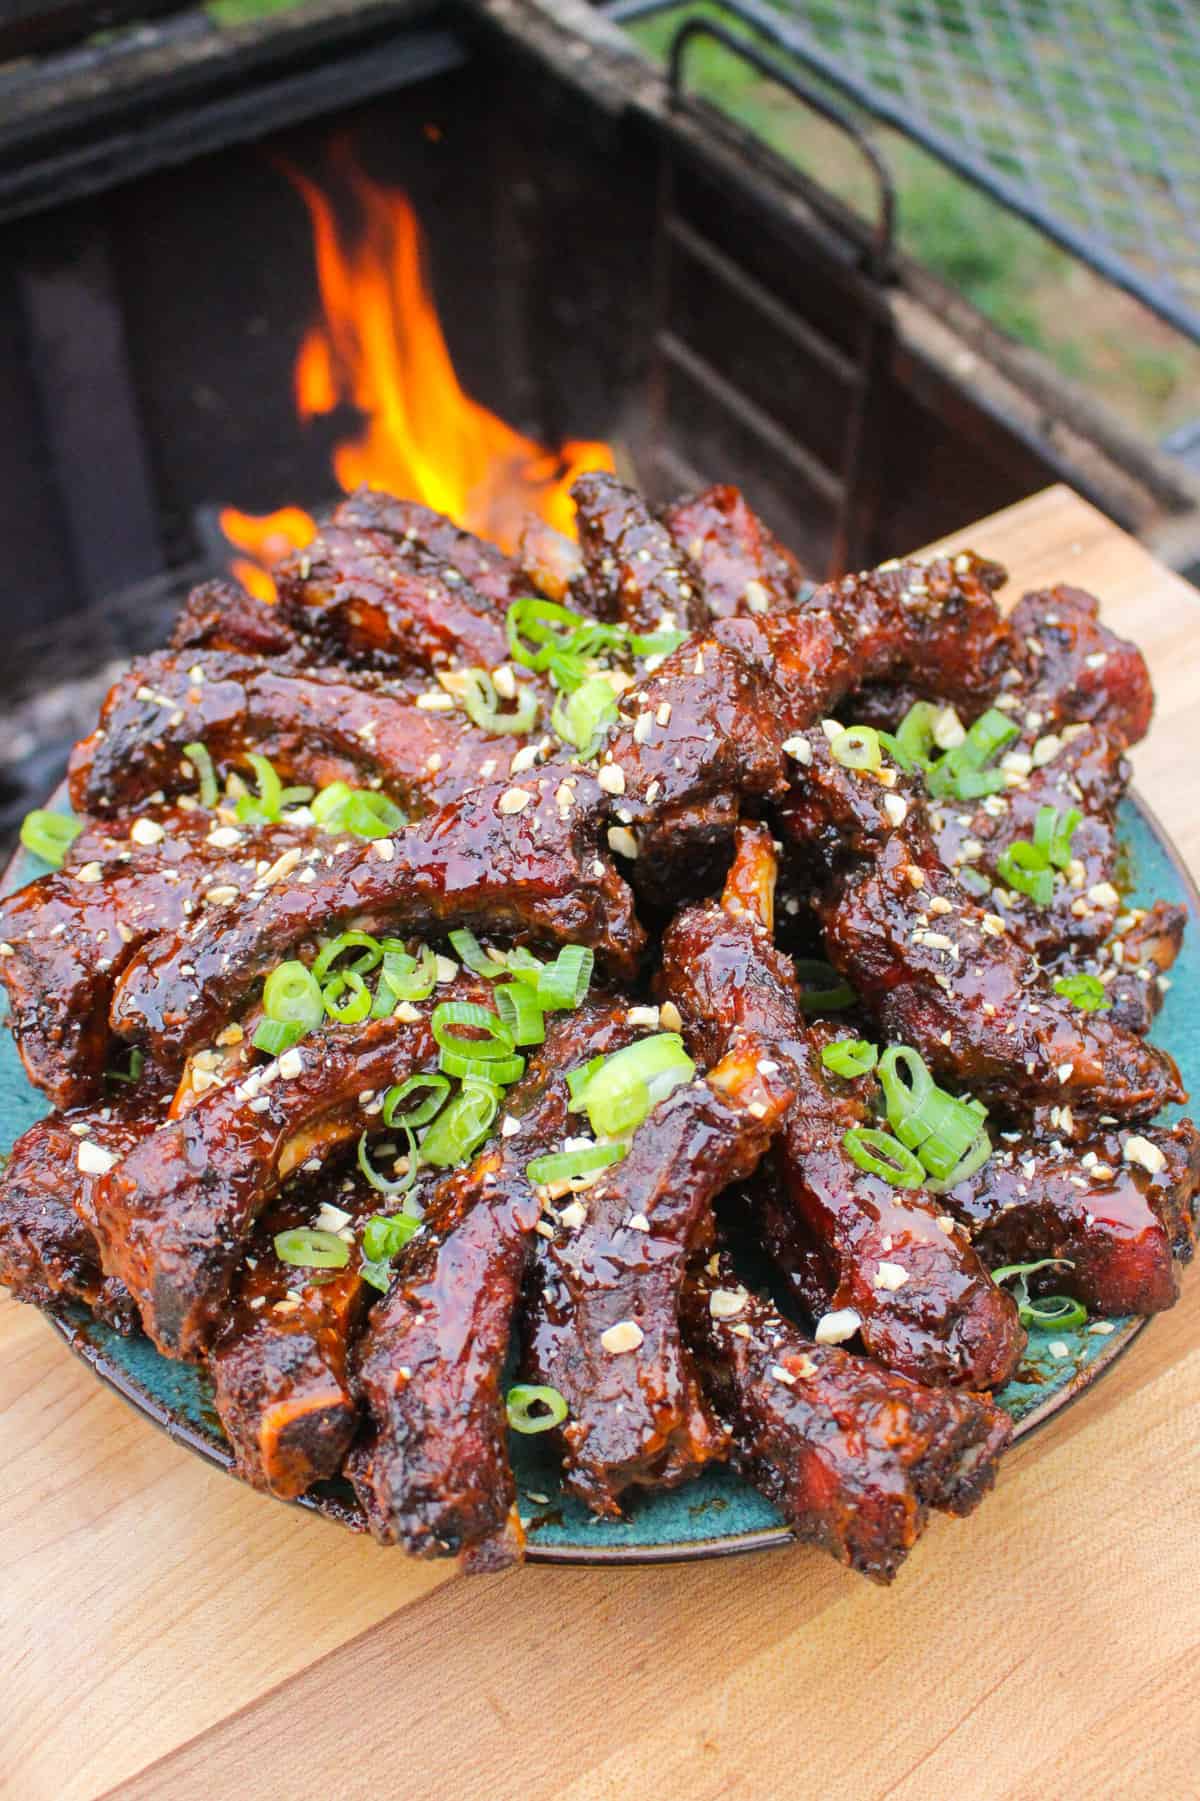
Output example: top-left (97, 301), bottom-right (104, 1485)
top-left (1, 0), bottom-right (1196, 848)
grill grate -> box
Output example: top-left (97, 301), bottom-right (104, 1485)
top-left (611, 0), bottom-right (1200, 343)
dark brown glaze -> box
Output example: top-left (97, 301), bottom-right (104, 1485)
top-left (94, 996), bottom-right (485, 1358)
top-left (68, 649), bottom-right (522, 817)
top-left (597, 550), bottom-right (1010, 886)
top-left (109, 770), bottom-right (644, 1062)
top-left (822, 828), bottom-right (1183, 1120)
top-left (0, 1090), bottom-right (167, 1329)
top-left (929, 721), bottom-right (1127, 960)
top-left (525, 1038), bottom-right (794, 1516)
top-left (1002, 585), bottom-right (1154, 747)
top-left (349, 1005), bottom-right (639, 1564)
top-left (274, 491), bottom-right (509, 674)
top-left (944, 1120), bottom-right (1200, 1316)
top-left (780, 726), bottom-right (1184, 1120)
top-left (571, 471), bottom-right (709, 634)
top-left (0, 810), bottom-right (316, 1108)
top-left (1071, 900), bottom-right (1189, 1037)
top-left (658, 825), bottom-right (1025, 1390)
top-left (661, 483), bottom-right (806, 617)
top-left (210, 1172), bottom-right (381, 1498)
top-left (170, 578), bottom-right (301, 658)
top-left (335, 487), bottom-right (526, 608)
top-left (736, 549), bottom-right (1009, 719)
top-left (682, 1254), bottom-right (1012, 1583)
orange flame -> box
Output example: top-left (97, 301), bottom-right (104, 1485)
top-left (222, 152), bottom-right (614, 595)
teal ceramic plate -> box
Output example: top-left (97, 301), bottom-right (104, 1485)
top-left (4, 792), bottom-right (1197, 1563)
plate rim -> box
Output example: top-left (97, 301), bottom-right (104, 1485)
top-left (6, 783), bottom-right (1197, 1565)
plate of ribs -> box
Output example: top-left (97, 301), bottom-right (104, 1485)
top-left (1, 474), bottom-right (1197, 1581)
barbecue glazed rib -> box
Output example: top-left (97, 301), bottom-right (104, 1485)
top-left (109, 770), bottom-right (643, 1063)
top-left (943, 1119), bottom-right (1200, 1316)
top-left (782, 726), bottom-right (1184, 1120)
top-left (350, 1005), bottom-right (640, 1566)
top-left (659, 824), bottom-right (1024, 1389)
top-left (170, 578), bottom-right (301, 659)
top-left (210, 1172), bottom-right (380, 1499)
top-left (0, 1100), bottom-right (158, 1330)
top-left (662, 483), bottom-right (806, 617)
top-left (68, 650), bottom-right (514, 818)
top-left (274, 488), bottom-right (511, 673)
top-left (94, 995), bottom-right (484, 1358)
top-left (0, 809), bottom-right (317, 1107)
top-left (683, 1253), bottom-right (1012, 1583)
top-left (572, 472), bottom-right (709, 634)
top-left (525, 1036), bottom-right (795, 1516)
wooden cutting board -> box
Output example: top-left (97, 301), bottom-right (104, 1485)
top-left (3, 485), bottom-right (1199, 1801)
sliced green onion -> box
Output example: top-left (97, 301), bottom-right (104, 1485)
top-left (430, 1000), bottom-right (514, 1060)
top-left (447, 928), bottom-right (506, 979)
top-left (235, 751), bottom-right (284, 824)
top-left (311, 780), bottom-right (354, 828)
top-left (876, 729), bottom-right (915, 773)
top-left (794, 958), bottom-right (855, 1012)
top-left (958, 866), bottom-right (992, 897)
top-left (526, 1141), bottom-right (626, 1185)
top-left (359, 1257), bottom-right (393, 1293)
top-left (924, 1128), bottom-right (993, 1192)
top-left (821, 1038), bottom-right (878, 1078)
top-left (1022, 1293), bottom-right (1087, 1330)
top-left (252, 1017), bottom-right (306, 1056)
top-left (878, 1044), bottom-right (989, 1182)
top-left (183, 741), bottom-right (218, 808)
top-left (990, 1259), bottom-right (1085, 1330)
top-left (311, 780), bottom-right (405, 838)
top-left (895, 701), bottom-right (938, 768)
top-left (419, 1080), bottom-right (501, 1167)
top-left (339, 790), bottom-right (405, 838)
top-left (382, 1074), bottom-right (450, 1129)
top-left (312, 931), bottom-right (383, 986)
top-left (830, 725), bottom-right (881, 772)
top-left (372, 943), bottom-right (437, 1011)
top-left (579, 1034), bottom-right (695, 1140)
top-left (567, 1055), bottom-right (606, 1108)
top-left (461, 667), bottom-right (539, 737)
top-left (357, 1128), bottom-right (417, 1197)
top-left (506, 597), bottom-right (587, 672)
top-left (362, 1210), bottom-right (422, 1261)
top-left (439, 1047), bottom-right (526, 1085)
top-left (926, 707), bottom-right (1018, 802)
top-left (20, 808), bottom-right (82, 867)
top-left (505, 1383), bottom-right (569, 1434)
top-left (878, 1044), bottom-right (935, 1124)
top-left (537, 945), bottom-right (594, 1012)
top-left (996, 841), bottom-right (1055, 907)
top-left (323, 970), bottom-right (372, 1024)
top-left (990, 1257), bottom-right (1076, 1288)
top-left (274, 1227), bottom-right (350, 1270)
top-left (106, 1046), bottom-right (145, 1085)
top-left (628, 627), bottom-right (687, 659)
top-left (505, 946), bottom-right (546, 988)
top-left (842, 1126), bottom-right (925, 1187)
top-left (551, 675), bottom-right (619, 756)
top-left (262, 959), bottom-right (325, 1032)
top-left (495, 983), bottom-right (546, 1046)
top-left (1053, 972), bottom-right (1111, 1013)
top-left (1034, 805), bottom-right (1082, 871)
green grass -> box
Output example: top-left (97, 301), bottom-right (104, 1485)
top-left (631, 2), bottom-right (1199, 438)
top-left (205, 0), bottom-right (306, 26)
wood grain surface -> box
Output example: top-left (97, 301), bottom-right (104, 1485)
top-left (3, 487), bottom-right (1198, 1801)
